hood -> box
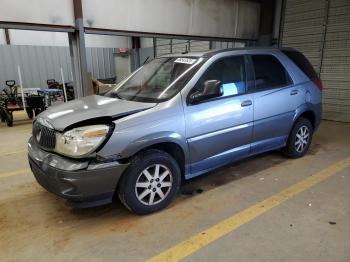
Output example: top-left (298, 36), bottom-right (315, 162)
top-left (38, 95), bottom-right (156, 131)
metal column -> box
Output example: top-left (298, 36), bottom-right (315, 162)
top-left (131, 36), bottom-right (141, 71)
top-left (68, 33), bottom-right (83, 98)
top-left (70, 0), bottom-right (88, 98)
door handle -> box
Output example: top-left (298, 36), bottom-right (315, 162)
top-left (241, 100), bottom-right (252, 107)
top-left (290, 89), bottom-right (298, 95)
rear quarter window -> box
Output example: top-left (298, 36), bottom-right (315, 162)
top-left (282, 50), bottom-right (318, 81)
top-left (251, 55), bottom-right (292, 90)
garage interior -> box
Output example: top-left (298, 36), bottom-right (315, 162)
top-left (1, 0), bottom-right (349, 261)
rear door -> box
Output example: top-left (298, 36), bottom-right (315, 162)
top-left (250, 54), bottom-right (301, 154)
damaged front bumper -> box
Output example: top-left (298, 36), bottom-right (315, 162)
top-left (28, 137), bottom-right (129, 208)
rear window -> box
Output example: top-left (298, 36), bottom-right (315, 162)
top-left (282, 50), bottom-right (318, 80)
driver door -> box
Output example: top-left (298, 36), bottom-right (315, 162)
top-left (182, 55), bottom-right (254, 176)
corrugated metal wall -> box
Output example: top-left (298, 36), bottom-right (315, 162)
top-left (0, 45), bottom-right (72, 90)
top-left (86, 47), bottom-right (117, 80)
top-left (189, 40), bottom-right (210, 52)
top-left (0, 45), bottom-right (116, 90)
top-left (321, 0), bottom-right (350, 122)
top-left (171, 39), bottom-right (190, 53)
top-left (155, 39), bottom-right (172, 56)
top-left (281, 0), bottom-right (325, 72)
top-left (155, 38), bottom-right (249, 57)
top-left (211, 41), bottom-right (247, 49)
top-left (281, 0), bottom-right (350, 122)
top-left (155, 39), bottom-right (206, 56)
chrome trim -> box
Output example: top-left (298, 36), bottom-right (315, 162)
top-left (187, 122), bottom-right (252, 143)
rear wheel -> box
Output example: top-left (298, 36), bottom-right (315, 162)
top-left (5, 111), bottom-right (13, 127)
top-left (26, 107), bottom-right (34, 119)
top-left (283, 117), bottom-right (313, 158)
top-left (117, 149), bottom-right (181, 215)
top-left (0, 111), bottom-right (5, 122)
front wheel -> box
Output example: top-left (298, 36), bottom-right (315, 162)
top-left (283, 117), bottom-right (313, 158)
top-left (117, 149), bottom-right (181, 215)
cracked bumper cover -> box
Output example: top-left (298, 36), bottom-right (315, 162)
top-left (28, 137), bottom-right (129, 207)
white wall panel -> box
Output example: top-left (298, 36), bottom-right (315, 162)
top-left (9, 30), bottom-right (69, 46)
top-left (85, 34), bottom-right (130, 48)
top-left (7, 30), bottom-right (130, 48)
top-left (0, 0), bottom-right (74, 26)
top-left (1, 0), bottom-right (259, 39)
top-left (1, 0), bottom-right (259, 40)
top-left (0, 29), bottom-right (5, 45)
top-left (83, 0), bottom-right (260, 39)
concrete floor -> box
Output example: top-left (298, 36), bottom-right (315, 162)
top-left (0, 112), bottom-right (349, 262)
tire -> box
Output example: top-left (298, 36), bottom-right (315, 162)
top-left (34, 108), bottom-right (41, 116)
top-left (0, 111), bottom-right (5, 122)
top-left (26, 108), bottom-right (34, 119)
top-left (117, 149), bottom-right (181, 215)
top-left (283, 117), bottom-right (313, 158)
top-left (5, 111), bottom-right (13, 127)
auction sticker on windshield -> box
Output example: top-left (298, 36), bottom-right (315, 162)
top-left (174, 58), bottom-right (197, 64)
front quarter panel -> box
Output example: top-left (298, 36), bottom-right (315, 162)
top-left (119, 131), bottom-right (189, 161)
top-left (96, 94), bottom-right (188, 161)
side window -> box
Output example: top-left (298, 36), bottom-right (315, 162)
top-left (251, 55), bottom-right (292, 90)
top-left (196, 56), bottom-right (246, 97)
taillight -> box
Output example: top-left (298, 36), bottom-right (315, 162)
top-left (314, 78), bottom-right (323, 91)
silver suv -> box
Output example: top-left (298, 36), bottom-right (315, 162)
top-left (28, 47), bottom-right (322, 214)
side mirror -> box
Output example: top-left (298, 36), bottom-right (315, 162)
top-left (189, 80), bottom-right (222, 104)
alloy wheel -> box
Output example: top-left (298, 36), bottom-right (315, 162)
top-left (295, 125), bottom-right (309, 152)
top-left (135, 164), bottom-right (173, 206)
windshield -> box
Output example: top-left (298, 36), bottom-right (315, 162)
top-left (106, 57), bottom-right (204, 103)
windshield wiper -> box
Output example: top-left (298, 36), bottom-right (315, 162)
top-left (106, 91), bottom-right (123, 100)
top-left (143, 56), bottom-right (150, 65)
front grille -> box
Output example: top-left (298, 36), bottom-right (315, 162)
top-left (32, 121), bottom-right (56, 149)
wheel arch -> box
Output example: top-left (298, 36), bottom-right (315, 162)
top-left (120, 132), bottom-right (189, 178)
top-left (293, 103), bottom-right (317, 130)
top-left (298, 111), bottom-right (316, 129)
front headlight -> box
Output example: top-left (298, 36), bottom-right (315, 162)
top-left (55, 125), bottom-right (110, 157)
